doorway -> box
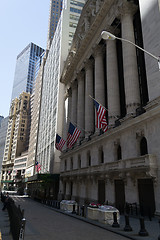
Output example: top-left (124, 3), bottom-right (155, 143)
top-left (138, 179), bottom-right (155, 216)
top-left (115, 179), bottom-right (125, 213)
top-left (98, 180), bottom-right (105, 204)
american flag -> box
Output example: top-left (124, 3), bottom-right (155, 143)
top-left (35, 161), bottom-right (41, 172)
top-left (94, 99), bottom-right (108, 132)
top-left (67, 122), bottom-right (81, 148)
top-left (55, 134), bottom-right (66, 151)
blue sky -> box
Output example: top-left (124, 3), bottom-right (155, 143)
top-left (0, 0), bottom-right (50, 117)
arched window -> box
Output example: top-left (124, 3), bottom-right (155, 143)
top-left (117, 145), bottom-right (122, 160)
top-left (140, 137), bottom-right (148, 156)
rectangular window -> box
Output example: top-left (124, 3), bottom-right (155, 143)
top-left (70, 7), bottom-right (81, 14)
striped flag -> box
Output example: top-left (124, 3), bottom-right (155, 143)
top-left (35, 161), bottom-right (41, 172)
top-left (67, 122), bottom-right (81, 148)
top-left (94, 99), bottom-right (108, 132)
top-left (55, 134), bottom-right (66, 151)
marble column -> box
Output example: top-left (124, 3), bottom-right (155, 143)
top-left (94, 45), bottom-right (105, 132)
top-left (85, 59), bottom-right (94, 138)
top-left (107, 40), bottom-right (120, 126)
top-left (63, 88), bottom-right (72, 149)
top-left (121, 3), bottom-right (140, 115)
top-left (71, 80), bottom-right (78, 124)
top-left (77, 71), bottom-right (85, 139)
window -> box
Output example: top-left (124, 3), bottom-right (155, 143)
top-left (70, 7), bottom-right (81, 14)
top-left (64, 160), bottom-right (67, 171)
top-left (117, 145), bottom-right (122, 160)
top-left (99, 147), bottom-right (104, 164)
top-left (70, 157), bottom-right (73, 170)
top-left (78, 155), bottom-right (81, 168)
top-left (69, 22), bottom-right (77, 28)
top-left (70, 0), bottom-right (84, 7)
top-left (140, 137), bottom-right (148, 156)
top-left (70, 14), bottom-right (79, 21)
top-left (87, 151), bottom-right (91, 166)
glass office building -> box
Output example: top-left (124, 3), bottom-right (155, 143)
top-left (11, 43), bottom-right (45, 101)
top-left (47, 0), bottom-right (63, 49)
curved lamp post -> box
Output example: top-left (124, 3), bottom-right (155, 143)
top-left (101, 31), bottom-right (160, 70)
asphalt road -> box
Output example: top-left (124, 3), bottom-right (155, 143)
top-left (12, 196), bottom-right (130, 240)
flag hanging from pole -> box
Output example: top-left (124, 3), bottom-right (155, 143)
top-left (55, 134), bottom-right (66, 151)
top-left (67, 122), bottom-right (81, 148)
top-left (93, 99), bottom-right (108, 132)
top-left (35, 161), bottom-right (41, 172)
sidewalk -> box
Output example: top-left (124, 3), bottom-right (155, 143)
top-left (0, 201), bottom-right (12, 240)
top-left (44, 204), bottom-right (160, 240)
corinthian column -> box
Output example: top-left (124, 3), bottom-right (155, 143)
top-left (63, 88), bottom-right (72, 149)
top-left (85, 59), bottom-right (94, 138)
top-left (121, 3), bottom-right (140, 115)
top-left (77, 71), bottom-right (85, 139)
top-left (71, 80), bottom-right (78, 124)
top-left (94, 45), bottom-right (106, 132)
top-left (107, 40), bottom-right (120, 126)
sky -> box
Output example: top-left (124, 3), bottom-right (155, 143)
top-left (0, 0), bottom-right (50, 118)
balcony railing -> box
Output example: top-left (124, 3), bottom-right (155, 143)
top-left (61, 154), bottom-right (157, 178)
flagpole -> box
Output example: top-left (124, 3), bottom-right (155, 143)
top-left (89, 95), bottom-right (119, 120)
top-left (89, 95), bottom-right (109, 111)
top-left (67, 117), bottom-right (89, 133)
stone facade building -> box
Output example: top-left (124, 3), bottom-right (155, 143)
top-left (59, 0), bottom-right (160, 216)
top-left (1, 92), bottom-right (30, 189)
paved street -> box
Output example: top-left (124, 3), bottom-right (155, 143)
top-left (12, 196), bottom-right (129, 240)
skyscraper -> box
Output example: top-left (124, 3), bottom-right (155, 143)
top-left (47, 0), bottom-right (63, 49)
top-left (0, 116), bottom-right (9, 177)
top-left (36, 0), bottom-right (85, 174)
top-left (11, 43), bottom-right (45, 101)
top-left (1, 92), bottom-right (30, 189)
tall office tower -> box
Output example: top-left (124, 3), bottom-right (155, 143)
top-left (1, 92), bottom-right (30, 189)
top-left (11, 43), bottom-right (45, 101)
top-left (26, 54), bottom-right (47, 178)
top-left (0, 116), bottom-right (9, 177)
top-left (47, 0), bottom-right (63, 49)
top-left (36, 0), bottom-right (85, 175)
top-left (0, 116), bottom-right (4, 126)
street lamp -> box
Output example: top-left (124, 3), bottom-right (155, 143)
top-left (101, 31), bottom-right (160, 71)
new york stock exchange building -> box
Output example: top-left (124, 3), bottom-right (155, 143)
top-left (58, 0), bottom-right (160, 216)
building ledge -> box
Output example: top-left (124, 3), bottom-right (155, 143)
top-left (60, 154), bottom-right (157, 181)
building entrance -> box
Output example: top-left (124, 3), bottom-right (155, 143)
top-left (138, 178), bottom-right (155, 216)
top-left (98, 180), bottom-right (105, 204)
top-left (115, 179), bottom-right (125, 213)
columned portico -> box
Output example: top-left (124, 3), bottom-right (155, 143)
top-left (121, 3), bottom-right (140, 115)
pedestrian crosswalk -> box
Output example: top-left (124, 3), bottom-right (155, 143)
top-left (11, 195), bottom-right (28, 202)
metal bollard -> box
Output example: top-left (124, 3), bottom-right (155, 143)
top-left (138, 217), bottom-right (148, 236)
top-left (124, 214), bottom-right (132, 231)
top-left (81, 205), bottom-right (85, 217)
top-left (76, 205), bottom-right (80, 215)
top-left (72, 204), bottom-right (76, 214)
top-left (112, 212), bottom-right (120, 228)
top-left (57, 201), bottom-right (60, 209)
top-left (158, 220), bottom-right (160, 240)
top-left (19, 218), bottom-right (26, 240)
